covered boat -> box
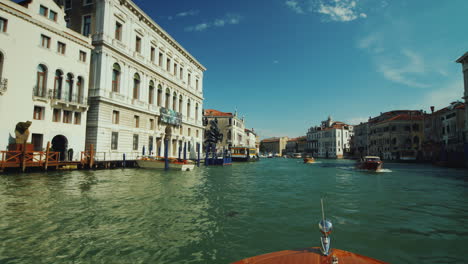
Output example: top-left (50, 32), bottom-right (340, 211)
top-left (136, 156), bottom-right (195, 171)
top-left (356, 156), bottom-right (383, 171)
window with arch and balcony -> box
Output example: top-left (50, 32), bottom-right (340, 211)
top-left (77, 76), bottom-right (84, 103)
top-left (65, 73), bottom-right (74, 102)
top-left (178, 95), bottom-right (183, 113)
top-left (53, 70), bottom-right (63, 99)
top-left (35, 64), bottom-right (48, 97)
top-left (157, 85), bottom-right (162, 106)
top-left (172, 92), bottom-right (177, 111)
top-left (133, 73), bottom-right (140, 100)
top-left (112, 63), bottom-right (121, 93)
top-left (186, 99), bottom-right (191, 118)
top-left (195, 103), bottom-right (199, 121)
top-left (149, 81), bottom-right (155, 104)
top-left (165, 88), bottom-right (170, 108)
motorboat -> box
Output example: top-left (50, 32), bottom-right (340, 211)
top-left (136, 156), bottom-right (195, 171)
top-left (356, 156), bottom-right (383, 171)
top-left (231, 147), bottom-right (259, 162)
top-left (303, 157), bottom-right (315, 164)
top-left (232, 200), bottom-right (388, 264)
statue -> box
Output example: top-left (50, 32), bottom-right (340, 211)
top-left (15, 121), bottom-right (32, 144)
top-left (204, 120), bottom-right (223, 151)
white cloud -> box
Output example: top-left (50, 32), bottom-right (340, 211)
top-left (346, 117), bottom-right (369, 125)
top-left (416, 80), bottom-right (464, 110)
top-left (377, 49), bottom-right (430, 88)
top-left (185, 14), bottom-right (242, 32)
top-left (316, 0), bottom-right (367, 22)
top-left (176, 9), bottom-right (199, 18)
top-left (273, 60), bottom-right (280, 64)
top-left (285, 0), bottom-right (305, 14)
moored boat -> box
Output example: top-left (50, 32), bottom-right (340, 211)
top-left (136, 156), bottom-right (195, 171)
top-left (356, 156), bottom-right (383, 171)
top-left (304, 157), bottom-right (315, 164)
top-left (232, 200), bottom-right (388, 264)
top-left (231, 147), bottom-right (259, 162)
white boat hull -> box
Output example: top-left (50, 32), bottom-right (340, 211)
top-left (136, 160), bottom-right (195, 171)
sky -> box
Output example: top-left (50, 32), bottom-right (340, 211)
top-left (131, 0), bottom-right (465, 138)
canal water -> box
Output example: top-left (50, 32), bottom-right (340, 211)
top-left (0, 159), bottom-right (467, 264)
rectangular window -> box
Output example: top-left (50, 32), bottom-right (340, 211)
top-left (41, 34), bottom-right (51, 48)
top-left (33, 106), bottom-right (45, 120)
top-left (0, 17), bottom-right (7, 32)
top-left (188, 128), bottom-right (191, 136)
top-left (159, 52), bottom-right (163, 67)
top-left (134, 115), bottom-right (139, 128)
top-left (79, 51), bottom-right (87, 62)
top-left (115, 22), bottom-right (122, 40)
top-left (57, 42), bottom-right (66, 54)
top-left (64, 0), bottom-right (72, 10)
top-left (150, 119), bottom-right (155, 130)
top-left (173, 63), bottom-right (177, 75)
top-left (65, 18), bottom-right (71, 28)
top-left (63, 110), bottom-right (72, 123)
top-left (39, 5), bottom-right (48, 17)
top-left (112, 110), bottom-right (119, 124)
top-left (82, 15), bottom-right (91, 37)
top-left (188, 73), bottom-right (191, 86)
top-left (150, 47), bottom-right (155, 62)
top-left (180, 68), bottom-right (183, 80)
top-left (52, 109), bottom-right (61, 122)
top-left (49, 10), bottom-right (57, 21)
top-left (133, 134), bottom-right (139, 150)
top-left (135, 36), bottom-right (141, 53)
top-left (111, 132), bottom-right (118, 150)
top-left (74, 112), bottom-right (81, 125)
top-left (166, 58), bottom-right (170, 71)
top-left (196, 79), bottom-right (199, 90)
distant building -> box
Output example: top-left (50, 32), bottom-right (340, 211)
top-left (351, 122), bottom-right (370, 158)
top-left (284, 136), bottom-right (307, 155)
top-left (244, 128), bottom-right (258, 151)
top-left (260, 137), bottom-right (289, 156)
top-left (456, 53), bottom-right (468, 166)
top-left (0, 0), bottom-right (92, 160)
top-left (306, 116), bottom-right (353, 159)
top-left (203, 109), bottom-right (250, 149)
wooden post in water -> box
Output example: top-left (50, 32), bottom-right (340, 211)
top-left (164, 138), bottom-right (169, 170)
top-left (21, 141), bottom-right (27, 173)
top-left (197, 143), bottom-right (201, 167)
top-left (44, 141), bottom-right (50, 171)
top-left (89, 144), bottom-right (95, 169)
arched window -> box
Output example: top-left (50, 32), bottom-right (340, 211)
top-left (186, 99), bottom-right (191, 118)
top-left (148, 81), bottom-right (155, 104)
top-left (165, 88), bottom-right (170, 108)
top-left (66, 73), bottom-right (74, 102)
top-left (54, 70), bottom-right (63, 99)
top-left (172, 92), bottom-right (177, 111)
top-left (0, 52), bottom-right (3, 80)
top-left (36, 64), bottom-right (48, 97)
top-left (112, 63), bottom-right (121, 93)
top-left (195, 103), bottom-right (199, 121)
top-left (133, 73), bottom-right (140, 100)
top-left (157, 84), bottom-right (162, 106)
top-left (178, 95), bottom-right (182, 113)
top-left (77, 76), bottom-right (84, 103)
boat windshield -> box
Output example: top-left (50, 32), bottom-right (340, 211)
top-left (365, 158), bottom-right (380, 161)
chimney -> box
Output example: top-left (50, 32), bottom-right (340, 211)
top-left (430, 106), bottom-right (434, 113)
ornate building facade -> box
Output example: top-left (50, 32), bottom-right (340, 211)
top-left (306, 117), bottom-right (353, 159)
top-left (63, 0), bottom-right (205, 159)
top-left (0, 0), bottom-right (92, 160)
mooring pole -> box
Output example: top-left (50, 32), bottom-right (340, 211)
top-left (183, 142), bottom-right (187, 160)
top-left (164, 138), bottom-right (169, 171)
top-left (89, 144), bottom-right (95, 169)
top-left (197, 143), bottom-right (201, 167)
top-left (21, 141), bottom-right (27, 173)
top-left (44, 141), bottom-right (50, 171)
top-left (123, 153), bottom-right (126, 168)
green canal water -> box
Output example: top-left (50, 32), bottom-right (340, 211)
top-left (0, 159), bottom-right (467, 264)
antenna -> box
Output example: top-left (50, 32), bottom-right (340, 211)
top-left (319, 198), bottom-right (333, 256)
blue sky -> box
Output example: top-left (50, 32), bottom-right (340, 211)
top-left (138, 0), bottom-right (465, 138)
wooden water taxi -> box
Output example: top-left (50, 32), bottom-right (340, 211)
top-left (303, 157), bottom-right (315, 164)
top-left (356, 156), bottom-right (383, 172)
top-left (232, 200), bottom-right (388, 264)
top-left (136, 156), bottom-right (195, 171)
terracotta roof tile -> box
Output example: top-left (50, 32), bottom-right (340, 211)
top-left (204, 109), bottom-right (233, 117)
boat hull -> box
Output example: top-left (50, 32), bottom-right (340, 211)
top-left (232, 247), bottom-right (388, 264)
top-left (357, 161), bottom-right (383, 171)
top-left (136, 160), bottom-right (195, 171)
top-left (303, 158), bottom-right (315, 164)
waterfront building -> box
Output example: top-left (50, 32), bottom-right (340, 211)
top-left (306, 116), bottom-right (353, 159)
top-left (203, 109), bottom-right (249, 149)
top-left (0, 0), bottom-right (92, 160)
top-left (422, 107), bottom-right (446, 162)
top-left (244, 128), bottom-right (258, 151)
top-left (260, 137), bottom-right (289, 156)
top-left (456, 52), bottom-right (468, 166)
top-left (367, 110), bottom-right (423, 160)
top-left (63, 0), bottom-right (206, 159)
top-left (351, 122), bottom-right (370, 158)
top-left (284, 136), bottom-right (307, 156)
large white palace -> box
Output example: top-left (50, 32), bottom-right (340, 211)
top-left (63, 0), bottom-right (206, 159)
top-left (0, 0), bottom-right (92, 160)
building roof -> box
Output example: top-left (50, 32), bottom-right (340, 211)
top-left (376, 114), bottom-right (423, 124)
top-left (204, 109), bottom-right (233, 117)
top-left (456, 52), bottom-right (468, 63)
